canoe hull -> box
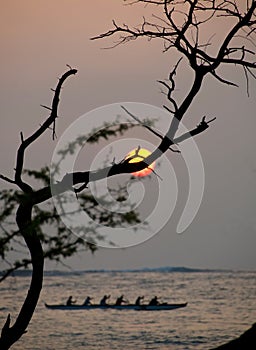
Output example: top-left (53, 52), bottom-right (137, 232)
top-left (45, 302), bottom-right (187, 311)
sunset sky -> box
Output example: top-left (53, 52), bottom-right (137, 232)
top-left (1, 1), bottom-right (256, 271)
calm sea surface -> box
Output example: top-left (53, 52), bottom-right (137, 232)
top-left (0, 269), bottom-right (255, 350)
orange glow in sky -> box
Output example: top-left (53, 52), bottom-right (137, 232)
top-left (126, 148), bottom-right (155, 177)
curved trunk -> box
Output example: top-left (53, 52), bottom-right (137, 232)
top-left (0, 203), bottom-right (44, 350)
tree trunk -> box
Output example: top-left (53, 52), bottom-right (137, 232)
top-left (0, 203), bottom-right (44, 349)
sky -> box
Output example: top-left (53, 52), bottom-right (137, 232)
top-left (0, 0), bottom-right (256, 271)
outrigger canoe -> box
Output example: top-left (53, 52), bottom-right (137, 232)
top-left (45, 302), bottom-right (187, 311)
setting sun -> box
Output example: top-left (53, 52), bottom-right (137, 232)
top-left (126, 148), bottom-right (155, 177)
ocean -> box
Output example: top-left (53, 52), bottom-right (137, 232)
top-left (0, 268), bottom-right (255, 350)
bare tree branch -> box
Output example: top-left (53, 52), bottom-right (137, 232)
top-left (0, 175), bottom-right (16, 185)
top-left (210, 70), bottom-right (239, 87)
top-left (14, 69), bottom-right (77, 193)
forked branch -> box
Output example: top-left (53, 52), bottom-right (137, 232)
top-left (13, 68), bottom-right (77, 193)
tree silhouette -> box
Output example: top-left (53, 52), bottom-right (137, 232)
top-left (1, 1), bottom-right (256, 348)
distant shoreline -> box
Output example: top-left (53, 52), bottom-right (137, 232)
top-left (1, 266), bottom-right (255, 278)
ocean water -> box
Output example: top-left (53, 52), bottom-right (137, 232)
top-left (0, 268), bottom-right (255, 350)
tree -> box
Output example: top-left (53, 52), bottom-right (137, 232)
top-left (1, 0), bottom-right (256, 348)
top-left (0, 69), bottom-right (144, 349)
